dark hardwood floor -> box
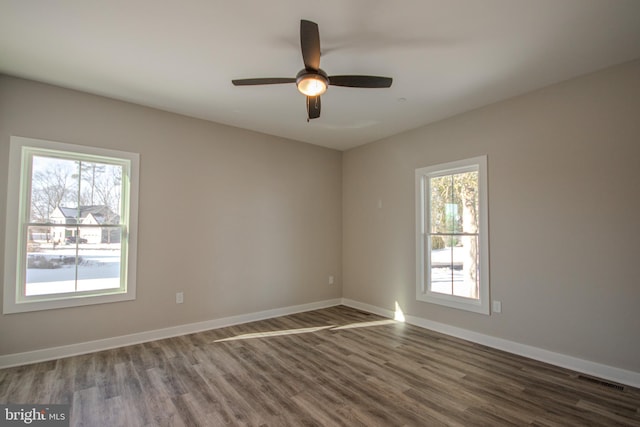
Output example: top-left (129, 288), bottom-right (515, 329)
top-left (1, 305), bottom-right (639, 426)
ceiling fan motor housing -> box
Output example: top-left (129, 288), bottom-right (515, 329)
top-left (296, 69), bottom-right (329, 96)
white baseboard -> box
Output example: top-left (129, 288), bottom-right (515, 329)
top-left (0, 298), bottom-right (342, 369)
top-left (341, 298), bottom-right (396, 318)
top-left (341, 298), bottom-right (640, 389)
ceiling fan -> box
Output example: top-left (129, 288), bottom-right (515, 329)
top-left (232, 19), bottom-right (393, 121)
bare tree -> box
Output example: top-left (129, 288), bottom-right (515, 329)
top-left (90, 163), bottom-right (122, 220)
top-left (30, 159), bottom-right (77, 221)
top-left (75, 162), bottom-right (106, 206)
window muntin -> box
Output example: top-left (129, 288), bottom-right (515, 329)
top-left (4, 137), bottom-right (139, 313)
top-left (416, 156), bottom-right (489, 314)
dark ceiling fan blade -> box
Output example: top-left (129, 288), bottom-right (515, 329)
top-left (328, 75), bottom-right (393, 88)
top-left (306, 95), bottom-right (321, 120)
top-left (300, 20), bottom-right (321, 71)
top-left (232, 78), bottom-right (296, 86)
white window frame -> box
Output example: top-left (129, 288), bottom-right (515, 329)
top-left (3, 136), bottom-right (139, 314)
top-left (415, 155), bottom-right (490, 315)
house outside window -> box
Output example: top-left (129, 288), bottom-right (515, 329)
top-left (415, 155), bottom-right (490, 314)
top-left (50, 205), bottom-right (121, 245)
top-left (3, 136), bottom-right (139, 313)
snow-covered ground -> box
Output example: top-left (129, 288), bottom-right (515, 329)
top-left (25, 247), bottom-right (121, 295)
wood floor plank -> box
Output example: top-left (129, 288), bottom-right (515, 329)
top-left (1, 305), bottom-right (639, 426)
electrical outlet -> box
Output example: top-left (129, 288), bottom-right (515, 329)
top-left (492, 300), bottom-right (501, 313)
top-left (328, 276), bottom-right (334, 285)
top-left (176, 292), bottom-right (184, 304)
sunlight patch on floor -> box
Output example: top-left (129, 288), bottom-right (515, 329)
top-left (214, 313), bottom-right (404, 342)
top-left (330, 319), bottom-right (397, 330)
top-left (214, 325), bottom-right (335, 342)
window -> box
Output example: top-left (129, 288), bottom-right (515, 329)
top-left (3, 136), bottom-right (139, 313)
top-left (415, 155), bottom-right (489, 314)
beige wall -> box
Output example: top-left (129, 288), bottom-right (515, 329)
top-left (343, 59), bottom-right (640, 372)
top-left (0, 75), bottom-right (342, 355)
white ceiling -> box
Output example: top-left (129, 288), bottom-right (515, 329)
top-left (1, 1), bottom-right (640, 151)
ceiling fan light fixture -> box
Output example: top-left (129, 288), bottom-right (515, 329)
top-left (296, 71), bottom-right (328, 96)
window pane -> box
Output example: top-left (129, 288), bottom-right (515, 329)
top-left (452, 235), bottom-right (479, 299)
top-left (76, 226), bottom-right (122, 292)
top-left (30, 156), bottom-right (79, 223)
top-left (430, 171), bottom-right (479, 235)
top-left (430, 235), bottom-right (453, 295)
top-left (26, 156), bottom-right (124, 296)
top-left (429, 175), bottom-right (452, 233)
top-left (78, 161), bottom-right (123, 218)
top-left (25, 225), bottom-right (78, 296)
top-left (24, 225), bottom-right (123, 296)
top-left (453, 171), bottom-right (478, 233)
top-left (430, 234), bottom-right (479, 300)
